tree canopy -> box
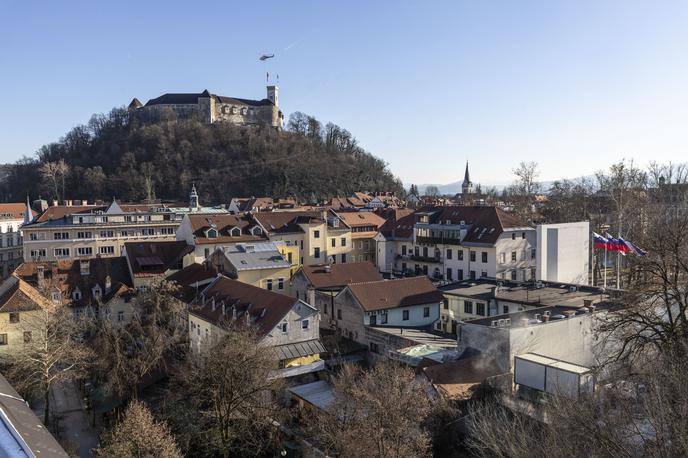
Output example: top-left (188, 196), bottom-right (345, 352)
top-left (1, 109), bottom-right (403, 203)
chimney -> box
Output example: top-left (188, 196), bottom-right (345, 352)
top-left (232, 306), bottom-right (237, 320)
top-left (221, 303), bottom-right (226, 316)
top-left (36, 265), bottom-right (45, 288)
top-left (211, 297), bottom-right (216, 312)
top-left (80, 260), bottom-right (90, 276)
top-left (52, 200), bottom-right (58, 207)
top-left (105, 275), bottom-right (112, 294)
top-left (267, 85), bottom-right (279, 107)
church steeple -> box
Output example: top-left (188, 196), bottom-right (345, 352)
top-left (189, 184), bottom-right (200, 211)
top-left (462, 162), bottom-right (473, 195)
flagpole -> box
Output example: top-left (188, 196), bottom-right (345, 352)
top-left (603, 245), bottom-right (607, 289)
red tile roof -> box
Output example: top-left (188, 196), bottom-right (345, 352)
top-left (299, 263), bottom-right (383, 290)
top-left (190, 276), bottom-right (300, 337)
top-left (188, 213), bottom-right (266, 244)
top-left (0, 203), bottom-right (33, 221)
top-left (124, 241), bottom-right (193, 277)
top-left (346, 276), bottom-right (443, 312)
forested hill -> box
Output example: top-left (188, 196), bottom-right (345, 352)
top-left (1, 109), bottom-right (403, 203)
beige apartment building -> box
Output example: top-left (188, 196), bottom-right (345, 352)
top-left (336, 210), bottom-right (385, 264)
top-left (22, 188), bottom-right (228, 262)
top-left (0, 202), bottom-right (33, 278)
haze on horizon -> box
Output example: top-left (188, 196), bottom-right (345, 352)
top-left (1, 0), bottom-right (687, 186)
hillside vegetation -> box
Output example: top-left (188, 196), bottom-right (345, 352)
top-left (1, 109), bottom-right (403, 203)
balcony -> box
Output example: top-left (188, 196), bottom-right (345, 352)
top-left (410, 254), bottom-right (443, 263)
top-left (415, 236), bottom-right (462, 246)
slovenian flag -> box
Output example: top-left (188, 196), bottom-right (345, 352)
top-left (621, 237), bottom-right (647, 256)
top-left (593, 232), bottom-right (609, 250)
top-left (605, 233), bottom-right (629, 253)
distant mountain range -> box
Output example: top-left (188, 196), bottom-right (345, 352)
top-left (410, 180), bottom-right (563, 195)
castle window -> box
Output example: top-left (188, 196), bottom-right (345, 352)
top-left (242, 107), bottom-right (248, 115)
top-left (231, 106), bottom-right (237, 114)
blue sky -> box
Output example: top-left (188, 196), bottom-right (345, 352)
top-left (1, 1), bottom-right (687, 186)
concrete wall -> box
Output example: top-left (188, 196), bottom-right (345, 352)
top-left (536, 222), bottom-right (590, 285)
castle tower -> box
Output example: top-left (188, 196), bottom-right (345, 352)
top-left (267, 85), bottom-right (279, 107)
top-left (462, 162), bottom-right (473, 195)
top-left (189, 184), bottom-right (200, 211)
top-left (23, 195), bottom-right (33, 225)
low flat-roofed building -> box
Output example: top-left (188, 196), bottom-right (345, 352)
top-left (438, 278), bottom-right (609, 335)
top-left (458, 302), bottom-right (614, 373)
top-left (422, 357), bottom-right (504, 401)
top-left (0, 372), bottom-right (69, 457)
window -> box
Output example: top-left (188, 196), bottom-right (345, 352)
top-left (458, 269), bottom-right (464, 280)
top-left (207, 228), bottom-right (218, 239)
top-left (512, 233), bottom-right (516, 240)
top-left (470, 270), bottom-right (476, 279)
top-left (121, 230), bottom-right (129, 237)
top-left (482, 252), bottom-right (488, 263)
top-left (470, 251), bottom-right (476, 262)
top-left (423, 306), bottom-right (430, 318)
top-left (380, 312), bottom-right (388, 324)
top-left (511, 251), bottom-right (517, 262)
top-left (337, 309), bottom-right (342, 320)
top-left (401, 245), bottom-right (407, 255)
top-left (76, 231), bottom-right (92, 239)
top-left (446, 249), bottom-right (452, 260)
top-left (476, 303), bottom-right (486, 316)
top-left (500, 253), bottom-right (506, 263)
top-left (9, 313), bottom-right (19, 324)
top-left (369, 314), bottom-right (376, 325)
top-left (403, 310), bottom-right (409, 321)
top-left (341, 254), bottom-right (346, 263)
top-left (100, 230), bottom-right (114, 238)
top-left (204, 248), bottom-right (210, 258)
top-left (314, 247), bottom-right (320, 259)
top-left (278, 278), bottom-right (284, 290)
top-left (0, 334), bottom-right (7, 345)
top-left (100, 246), bottom-right (115, 255)
top-left (443, 299), bottom-right (449, 310)
top-left (522, 232), bottom-right (526, 239)
top-left (77, 247), bottom-right (93, 256)
top-left (23, 331), bottom-right (32, 343)
top-left (370, 342), bottom-right (379, 353)
top-left (266, 279), bottom-right (273, 291)
top-left (531, 248), bottom-right (537, 260)
top-left (54, 232), bottom-right (70, 240)
top-left (503, 305), bottom-right (509, 314)
top-left (280, 322), bottom-right (288, 333)
top-left (464, 301), bottom-right (473, 314)
top-left (446, 268), bottom-right (453, 281)
top-left (30, 249), bottom-right (46, 258)
top-left (331, 238), bottom-right (336, 247)
top-left (29, 233), bottom-right (38, 241)
top-left (142, 228), bottom-right (155, 236)
top-left (72, 289), bottom-right (82, 301)
top-left (510, 270), bottom-right (517, 281)
top-left (458, 250), bottom-right (464, 261)
top-left (341, 237), bottom-right (346, 247)
top-left (313, 230), bottom-right (320, 239)
top-left (301, 319), bottom-right (309, 330)
top-left (531, 267), bottom-right (536, 280)
top-left (161, 227), bottom-right (175, 235)
top-left (117, 311), bottom-right (124, 322)
top-left (481, 270), bottom-right (487, 278)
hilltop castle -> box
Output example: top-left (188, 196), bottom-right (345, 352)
top-left (128, 85), bottom-right (283, 129)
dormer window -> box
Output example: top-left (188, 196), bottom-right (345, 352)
top-left (72, 288), bottom-right (82, 301)
top-left (207, 228), bottom-right (218, 239)
top-left (250, 226), bottom-right (262, 236)
top-left (230, 227), bottom-right (241, 237)
top-left (92, 285), bottom-right (102, 300)
top-left (51, 291), bottom-right (61, 303)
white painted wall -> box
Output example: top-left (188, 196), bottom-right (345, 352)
top-left (536, 222), bottom-right (590, 285)
top-left (363, 302), bottom-right (440, 327)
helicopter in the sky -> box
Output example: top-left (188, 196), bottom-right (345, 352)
top-left (259, 54), bottom-right (274, 61)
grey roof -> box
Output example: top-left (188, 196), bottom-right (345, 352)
top-left (144, 91), bottom-right (274, 107)
top-left (288, 380), bottom-right (336, 412)
top-left (0, 373), bottom-right (69, 457)
top-left (223, 242), bottom-right (290, 271)
top-left (274, 339), bottom-right (326, 360)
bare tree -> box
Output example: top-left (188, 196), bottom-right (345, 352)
top-left (95, 399), bottom-right (182, 458)
top-left (39, 159), bottom-right (70, 201)
top-left (93, 281), bottom-right (186, 398)
top-left (314, 363), bottom-right (432, 457)
top-left (184, 325), bottom-right (283, 457)
top-left (509, 161), bottom-right (541, 223)
top-left (425, 185), bottom-right (440, 198)
top-left (1, 303), bottom-right (93, 426)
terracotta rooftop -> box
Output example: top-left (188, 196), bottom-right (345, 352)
top-left (346, 276), bottom-right (443, 312)
top-left (299, 262), bottom-right (383, 290)
top-left (124, 241), bottom-right (193, 277)
top-left (190, 275), bottom-right (301, 337)
top-left (0, 203), bottom-right (33, 221)
top-left (252, 211), bottom-right (323, 234)
top-left (188, 213), bottom-right (266, 244)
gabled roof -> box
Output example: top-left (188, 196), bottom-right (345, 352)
top-left (124, 241), bottom-right (193, 277)
top-left (13, 258), bottom-right (134, 307)
top-left (461, 207), bottom-right (530, 245)
top-left (0, 203), bottom-right (34, 221)
top-left (166, 263), bottom-right (218, 303)
top-left (230, 197), bottom-right (275, 212)
top-left (252, 211), bottom-right (323, 234)
top-left (336, 211), bottom-right (386, 230)
top-left (190, 276), bottom-right (305, 337)
top-left (33, 205), bottom-right (104, 223)
top-left (0, 276), bottom-right (51, 313)
top-left (378, 209), bottom-right (416, 239)
top-left (346, 277), bottom-right (443, 312)
top-left (188, 213), bottom-right (266, 244)
top-left (299, 263), bottom-right (383, 290)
